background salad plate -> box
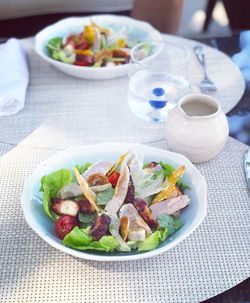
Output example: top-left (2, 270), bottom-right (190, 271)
top-left (35, 15), bottom-right (163, 80)
top-left (21, 142), bottom-right (206, 261)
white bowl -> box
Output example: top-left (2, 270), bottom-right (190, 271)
top-left (21, 142), bottom-right (206, 261)
top-left (35, 15), bottom-right (163, 80)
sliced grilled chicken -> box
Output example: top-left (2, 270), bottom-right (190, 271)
top-left (119, 203), bottom-right (152, 238)
top-left (77, 199), bottom-right (96, 214)
top-left (87, 173), bottom-right (109, 187)
top-left (105, 164), bottom-right (129, 214)
top-left (150, 195), bottom-right (190, 219)
top-left (51, 199), bottom-right (80, 217)
top-left (109, 214), bottom-right (131, 251)
top-left (90, 214), bottom-right (111, 241)
top-left (57, 183), bottom-right (83, 199)
top-left (83, 160), bottom-right (113, 179)
top-left (133, 198), bottom-right (158, 231)
top-left (87, 173), bottom-right (111, 192)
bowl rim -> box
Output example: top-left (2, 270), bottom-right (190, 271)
top-left (21, 142), bottom-right (207, 261)
top-left (35, 14), bottom-right (164, 73)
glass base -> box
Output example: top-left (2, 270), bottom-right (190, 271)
top-left (128, 96), bottom-right (174, 122)
top-left (128, 70), bottom-right (190, 122)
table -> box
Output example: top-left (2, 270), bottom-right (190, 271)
top-left (0, 34), bottom-right (249, 303)
top-left (195, 33), bottom-right (250, 303)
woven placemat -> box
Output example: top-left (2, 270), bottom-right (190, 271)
top-left (0, 137), bottom-right (249, 303)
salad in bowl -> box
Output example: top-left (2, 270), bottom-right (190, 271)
top-left (47, 20), bottom-right (141, 68)
top-left (40, 150), bottom-right (190, 253)
top-left (22, 143), bottom-right (206, 261)
top-left (35, 15), bottom-right (163, 79)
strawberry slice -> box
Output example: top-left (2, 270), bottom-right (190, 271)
top-left (55, 215), bottom-right (80, 240)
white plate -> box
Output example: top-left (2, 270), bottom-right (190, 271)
top-left (21, 142), bottom-right (206, 261)
top-left (35, 15), bottom-right (163, 80)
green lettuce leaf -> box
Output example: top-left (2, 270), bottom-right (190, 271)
top-left (100, 34), bottom-right (107, 49)
top-left (96, 187), bottom-right (114, 205)
top-left (158, 214), bottom-right (183, 236)
top-left (159, 161), bottom-right (190, 192)
top-left (63, 227), bottom-right (119, 252)
top-left (93, 61), bottom-right (102, 67)
top-left (137, 214), bottom-right (183, 252)
top-left (47, 37), bottom-right (62, 54)
top-left (177, 181), bottom-right (190, 192)
top-left (63, 226), bottom-right (92, 247)
top-left (157, 227), bottom-right (169, 242)
top-left (72, 162), bottom-right (92, 183)
top-left (51, 50), bottom-right (75, 64)
top-left (137, 231), bottom-right (160, 251)
top-left (40, 168), bottom-right (72, 220)
top-left (75, 162), bottom-right (92, 175)
top-left (159, 161), bottom-right (175, 179)
top-left (78, 212), bottom-right (97, 227)
top-left (137, 228), bottom-right (168, 252)
top-left (93, 236), bottom-right (119, 252)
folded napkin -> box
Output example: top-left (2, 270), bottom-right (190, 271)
top-left (0, 38), bottom-right (29, 116)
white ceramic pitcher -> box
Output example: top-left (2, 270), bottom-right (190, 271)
top-left (165, 94), bottom-right (229, 163)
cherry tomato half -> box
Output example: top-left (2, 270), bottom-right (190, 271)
top-left (74, 61), bottom-right (90, 66)
top-left (108, 171), bottom-right (120, 188)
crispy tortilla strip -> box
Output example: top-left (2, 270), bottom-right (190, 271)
top-left (152, 165), bottom-right (186, 204)
top-left (120, 216), bottom-right (129, 241)
top-left (107, 150), bottom-right (130, 177)
top-left (73, 166), bottom-right (100, 212)
top-left (168, 165), bottom-right (186, 184)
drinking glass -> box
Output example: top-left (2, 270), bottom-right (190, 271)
top-left (128, 41), bottom-right (190, 122)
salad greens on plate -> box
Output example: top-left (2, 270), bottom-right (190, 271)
top-left (39, 150), bottom-right (191, 253)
